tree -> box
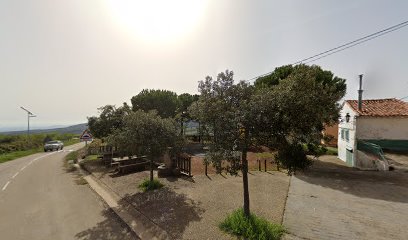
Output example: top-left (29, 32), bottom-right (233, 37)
top-left (192, 65), bottom-right (346, 217)
top-left (251, 64), bottom-right (346, 173)
top-left (190, 70), bottom-right (255, 217)
top-left (87, 103), bottom-right (131, 139)
top-left (107, 110), bottom-right (181, 182)
top-left (131, 89), bottom-right (179, 118)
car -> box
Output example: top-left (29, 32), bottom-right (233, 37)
top-left (44, 140), bottom-right (64, 152)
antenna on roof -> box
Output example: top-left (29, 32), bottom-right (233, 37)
top-left (358, 74), bottom-right (364, 111)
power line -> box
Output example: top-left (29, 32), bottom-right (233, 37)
top-left (247, 20), bottom-right (408, 82)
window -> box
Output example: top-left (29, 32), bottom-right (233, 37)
top-left (345, 129), bottom-right (349, 142)
top-left (341, 129), bottom-right (344, 140)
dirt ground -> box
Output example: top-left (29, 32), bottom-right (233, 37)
top-left (191, 152), bottom-right (278, 176)
top-left (83, 159), bottom-right (290, 240)
top-left (385, 152), bottom-right (408, 171)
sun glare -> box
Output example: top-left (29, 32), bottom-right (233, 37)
top-left (106, 0), bottom-right (208, 43)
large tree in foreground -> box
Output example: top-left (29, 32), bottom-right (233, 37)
top-left (191, 65), bottom-right (346, 218)
top-left (107, 110), bottom-right (181, 182)
top-left (190, 70), bottom-right (255, 217)
top-left (252, 64), bottom-right (346, 173)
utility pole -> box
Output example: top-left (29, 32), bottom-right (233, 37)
top-left (20, 107), bottom-right (36, 136)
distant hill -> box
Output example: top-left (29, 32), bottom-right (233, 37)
top-left (0, 123), bottom-right (88, 135)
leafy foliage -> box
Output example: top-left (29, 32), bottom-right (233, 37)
top-left (190, 70), bottom-right (254, 216)
top-left (251, 64), bottom-right (346, 173)
top-left (138, 178), bottom-right (164, 192)
top-left (107, 110), bottom-right (182, 181)
top-left (274, 143), bottom-right (312, 175)
top-left (219, 208), bottom-right (286, 240)
top-left (131, 89), bottom-right (179, 118)
top-left (87, 103), bottom-right (131, 139)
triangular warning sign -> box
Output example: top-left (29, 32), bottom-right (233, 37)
top-left (80, 129), bottom-right (93, 140)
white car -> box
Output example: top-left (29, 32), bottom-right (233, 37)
top-left (44, 141), bottom-right (64, 152)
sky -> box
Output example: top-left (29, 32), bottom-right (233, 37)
top-left (1, 0), bottom-right (407, 131)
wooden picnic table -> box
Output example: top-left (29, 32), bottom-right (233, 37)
top-left (112, 156), bottom-right (149, 174)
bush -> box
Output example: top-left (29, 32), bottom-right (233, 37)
top-left (138, 179), bottom-right (164, 192)
top-left (219, 208), bottom-right (286, 240)
top-left (275, 143), bottom-right (312, 175)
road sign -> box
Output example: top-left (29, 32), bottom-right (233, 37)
top-left (80, 129), bottom-right (93, 142)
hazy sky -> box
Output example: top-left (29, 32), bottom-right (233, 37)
top-left (1, 0), bottom-right (407, 130)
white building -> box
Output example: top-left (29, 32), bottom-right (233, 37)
top-left (338, 98), bottom-right (408, 170)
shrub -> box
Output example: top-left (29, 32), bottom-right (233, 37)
top-left (138, 179), bottom-right (164, 192)
top-left (219, 208), bottom-right (286, 240)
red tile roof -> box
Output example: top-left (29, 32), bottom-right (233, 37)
top-left (346, 98), bottom-right (408, 117)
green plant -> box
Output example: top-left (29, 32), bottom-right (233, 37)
top-left (219, 208), bottom-right (286, 240)
top-left (65, 151), bottom-right (78, 161)
top-left (138, 178), bottom-right (164, 192)
top-left (325, 147), bottom-right (338, 155)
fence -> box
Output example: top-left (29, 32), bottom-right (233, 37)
top-left (173, 154), bottom-right (192, 176)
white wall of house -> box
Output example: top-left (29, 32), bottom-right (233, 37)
top-left (356, 117), bottom-right (408, 140)
top-left (337, 103), bottom-right (357, 164)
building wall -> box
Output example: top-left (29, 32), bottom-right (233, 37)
top-left (356, 117), bottom-right (408, 140)
top-left (338, 103), bottom-right (357, 164)
top-left (322, 124), bottom-right (338, 147)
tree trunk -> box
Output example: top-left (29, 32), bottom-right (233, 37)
top-left (242, 148), bottom-right (250, 217)
top-left (242, 128), bottom-right (250, 218)
top-left (150, 158), bottom-right (154, 182)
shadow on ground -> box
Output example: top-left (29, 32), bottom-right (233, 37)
top-left (120, 187), bottom-right (205, 239)
top-left (75, 208), bottom-right (138, 240)
top-left (296, 158), bottom-right (408, 203)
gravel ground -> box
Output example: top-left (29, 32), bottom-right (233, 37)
top-left (83, 160), bottom-right (290, 239)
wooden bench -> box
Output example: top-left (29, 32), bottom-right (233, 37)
top-left (113, 157), bottom-right (149, 174)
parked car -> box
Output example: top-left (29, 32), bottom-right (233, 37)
top-left (44, 140), bottom-right (64, 152)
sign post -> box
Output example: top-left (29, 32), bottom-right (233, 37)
top-left (80, 129), bottom-right (93, 146)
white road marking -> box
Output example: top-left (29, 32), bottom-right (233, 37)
top-left (2, 181), bottom-right (10, 191)
top-left (12, 172), bottom-right (19, 179)
top-left (20, 166), bottom-right (27, 171)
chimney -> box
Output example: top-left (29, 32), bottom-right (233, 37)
top-left (358, 74), bottom-right (363, 111)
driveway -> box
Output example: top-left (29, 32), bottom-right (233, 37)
top-left (283, 155), bottom-right (408, 240)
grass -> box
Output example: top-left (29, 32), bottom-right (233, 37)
top-left (0, 148), bottom-right (42, 163)
top-left (325, 147), bottom-right (338, 155)
top-left (138, 178), bottom-right (164, 192)
top-left (64, 150), bottom-right (79, 172)
top-left (84, 154), bottom-right (99, 161)
top-left (0, 138), bottom-right (80, 164)
top-left (219, 208), bottom-right (286, 240)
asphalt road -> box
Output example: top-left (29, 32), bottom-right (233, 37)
top-left (0, 143), bottom-right (138, 240)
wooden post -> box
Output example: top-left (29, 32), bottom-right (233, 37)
top-left (264, 159), bottom-right (267, 172)
top-left (205, 162), bottom-right (208, 176)
top-left (258, 159), bottom-right (261, 171)
top-left (188, 157), bottom-right (191, 177)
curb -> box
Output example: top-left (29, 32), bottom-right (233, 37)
top-left (75, 163), bottom-right (172, 240)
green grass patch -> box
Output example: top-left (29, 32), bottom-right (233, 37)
top-left (219, 208), bottom-right (286, 240)
top-left (325, 147), bottom-right (338, 155)
top-left (84, 154), bottom-right (98, 161)
top-left (138, 178), bottom-right (164, 192)
top-left (62, 138), bottom-right (80, 147)
top-left (0, 148), bottom-right (42, 163)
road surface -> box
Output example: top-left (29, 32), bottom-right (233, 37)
top-left (0, 143), bottom-right (138, 240)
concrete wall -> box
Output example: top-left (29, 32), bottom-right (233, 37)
top-left (355, 150), bottom-right (388, 171)
top-left (338, 103), bottom-right (357, 164)
top-left (356, 117), bottom-right (408, 140)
